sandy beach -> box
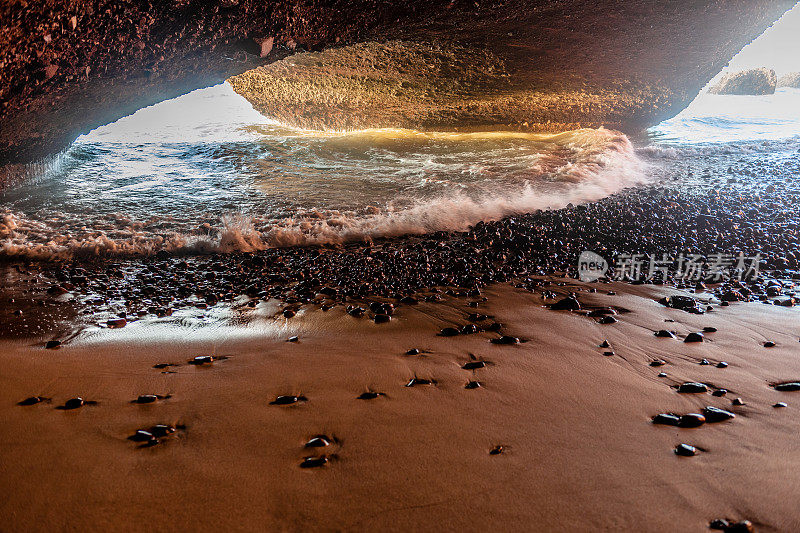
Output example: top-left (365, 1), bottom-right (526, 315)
top-left (2, 280), bottom-right (800, 531)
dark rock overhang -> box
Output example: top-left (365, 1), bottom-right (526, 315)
top-left (0, 0), bottom-right (796, 166)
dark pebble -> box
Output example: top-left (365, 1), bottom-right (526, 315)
top-left (598, 316), bottom-right (618, 324)
top-left (17, 396), bottom-right (46, 406)
top-left (731, 397), bottom-right (745, 406)
top-left (649, 360), bottom-right (666, 367)
top-left (774, 402), bottom-right (787, 408)
top-left (491, 335), bottom-right (519, 345)
top-left (551, 296), bottom-right (580, 311)
top-left (764, 341), bottom-right (776, 347)
top-left (305, 436), bottom-right (330, 448)
top-left (374, 314), bottom-right (391, 324)
top-left (674, 443), bottom-right (697, 456)
top-left (287, 336), bottom-right (299, 342)
top-left (678, 382), bottom-right (708, 393)
top-left (699, 359), bottom-right (710, 365)
top-left (702, 406), bottom-right (735, 422)
top-left (270, 395), bottom-right (307, 405)
top-left (774, 382), bottom-right (800, 391)
top-left (712, 388), bottom-right (728, 397)
top-left (703, 326), bottom-right (717, 333)
top-left (684, 332), bottom-right (704, 343)
top-left (439, 327), bottom-right (460, 337)
top-left (652, 413), bottom-right (680, 426)
top-left (489, 445), bottom-right (504, 455)
top-left (462, 361), bottom-right (486, 370)
top-left (599, 340), bottom-right (610, 348)
top-left (716, 361), bottom-right (728, 368)
top-left (654, 330), bottom-right (676, 338)
top-left (357, 391), bottom-right (384, 400)
top-left (189, 355), bottom-right (214, 365)
top-left (406, 377), bottom-right (434, 387)
top-left (460, 324), bottom-right (478, 335)
top-left (300, 456), bottom-right (328, 468)
top-left (63, 397), bottom-right (85, 410)
top-left (134, 394), bottom-right (158, 404)
top-left (677, 413), bottom-right (706, 428)
top-left (45, 340), bottom-right (61, 349)
top-left (465, 380), bottom-right (482, 389)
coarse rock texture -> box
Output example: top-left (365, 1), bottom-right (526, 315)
top-left (777, 72), bottom-right (800, 88)
top-left (0, 0), bottom-right (795, 166)
top-left (708, 67), bottom-right (778, 95)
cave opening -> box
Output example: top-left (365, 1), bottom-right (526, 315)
top-left (651, 1), bottom-right (800, 143)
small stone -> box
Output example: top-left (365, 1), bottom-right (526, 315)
top-left (650, 359), bottom-right (666, 367)
top-left (678, 382), bottom-right (708, 393)
top-left (551, 296), bottom-right (580, 311)
top-left (287, 336), bottom-right (299, 342)
top-left (490, 335), bottom-right (519, 345)
top-left (305, 436), bottom-right (330, 448)
top-left (699, 359), bottom-right (710, 365)
top-left (684, 332), bottom-right (704, 343)
top-left (599, 340), bottom-right (610, 348)
top-left (190, 355), bottom-right (214, 365)
top-left (135, 394), bottom-right (158, 404)
top-left (271, 395), bottom-right (306, 405)
top-left (677, 413), bottom-right (706, 428)
top-left (703, 326), bottom-right (717, 333)
top-left (460, 324), bottom-right (478, 335)
top-left (374, 314), bottom-right (391, 324)
top-left (465, 380), bottom-right (482, 389)
top-left (299, 456), bottom-right (328, 468)
top-left (702, 406), bottom-right (735, 422)
top-left (674, 443), bottom-right (697, 456)
top-left (18, 396), bottom-right (46, 406)
top-left (283, 309), bottom-right (295, 318)
top-left (106, 318), bottom-right (127, 328)
top-left (598, 316), bottom-right (618, 324)
top-left (764, 341), bottom-right (776, 347)
top-left (489, 445), bottom-right (504, 455)
top-left (712, 388), bottom-right (728, 397)
top-left (462, 361), bottom-right (486, 370)
top-left (726, 520), bottom-right (754, 533)
top-left (357, 391), bottom-right (384, 400)
top-left (657, 372), bottom-right (667, 377)
top-left (654, 330), bottom-right (676, 338)
top-left (439, 327), bottom-right (460, 337)
top-left (406, 348), bottom-right (421, 355)
top-left (773, 402), bottom-right (787, 408)
top-left (731, 397), bottom-right (745, 406)
top-left (709, 519), bottom-right (730, 530)
top-left (406, 377), bottom-right (434, 387)
top-left (774, 382), bottom-right (800, 391)
top-left (150, 425), bottom-right (175, 437)
top-left (716, 361), bottom-right (728, 368)
top-left (130, 430), bottom-right (154, 442)
top-left (63, 397), bottom-right (85, 410)
top-left (652, 413), bottom-right (680, 426)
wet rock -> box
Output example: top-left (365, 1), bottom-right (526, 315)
top-left (134, 394), bottom-right (159, 404)
top-left (439, 327), bottom-right (460, 337)
top-left (150, 424), bottom-right (176, 437)
top-left (287, 336), bottom-right (299, 342)
top-left (598, 316), bottom-right (618, 324)
top-left (406, 377), bottom-right (434, 387)
top-left (764, 341), bottom-right (776, 347)
top-left (712, 388), bottom-right (728, 397)
top-left (130, 430), bottom-right (155, 443)
top-left (270, 394), bottom-right (308, 405)
top-left (283, 309), bottom-right (296, 318)
top-left (684, 332), bottom-right (704, 343)
top-left (774, 402), bottom-right (787, 408)
top-left (731, 397), bottom-right (745, 406)
top-left (599, 340), bottom-right (611, 348)
top-left (657, 372), bottom-right (667, 377)
top-left (106, 318), bottom-right (127, 328)
top-left (62, 397), bottom-right (85, 410)
top-left (773, 382), bottom-right (800, 391)
top-left (709, 67), bottom-right (777, 95)
top-left (489, 445), bottom-right (504, 455)
top-left (551, 296), bottom-right (580, 311)
top-left (490, 335), bottom-right (519, 345)
top-left (374, 314), bottom-right (391, 324)
top-left (465, 380), bottom-right (482, 389)
top-left (300, 456), bottom-right (328, 468)
top-left (189, 355), bottom-right (214, 365)
top-left (305, 436), bottom-right (330, 447)
top-left (699, 359), bottom-right (710, 365)
top-left (674, 443), bottom-right (697, 456)
top-left (650, 359), bottom-right (666, 367)
top-left (716, 361), bottom-right (728, 368)
top-left (703, 326), bottom-right (717, 333)
top-left (588, 307), bottom-right (616, 317)
top-left (468, 313), bottom-right (487, 322)
top-left (18, 396), bottom-right (47, 406)
top-left (709, 519), bottom-right (731, 530)
top-left (702, 406), bottom-right (735, 422)
top-left (660, 295), bottom-right (701, 312)
top-left (357, 391), bottom-right (384, 399)
top-left (460, 324), bottom-right (478, 335)
top-left (654, 330), bottom-right (676, 338)
top-left (405, 348), bottom-right (421, 355)
top-left (462, 361), bottom-right (486, 370)
top-left (678, 382), bottom-right (708, 393)
top-left (486, 322), bottom-right (503, 332)
top-left (45, 340), bottom-right (61, 349)
top-left (652, 413), bottom-right (680, 426)
top-left (678, 413), bottom-right (706, 428)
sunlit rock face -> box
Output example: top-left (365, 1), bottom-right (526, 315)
top-left (0, 0), bottom-right (796, 165)
top-left (709, 68), bottom-right (777, 95)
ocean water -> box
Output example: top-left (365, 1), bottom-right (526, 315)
top-left (0, 83), bottom-right (645, 259)
top-left (1, 83), bottom-right (799, 260)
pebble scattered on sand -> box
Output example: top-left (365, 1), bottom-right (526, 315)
top-left (490, 335), bottom-right (519, 345)
top-left (684, 332), bottom-right (704, 343)
top-left (300, 456), bottom-right (328, 468)
top-left (489, 445), bottom-right (504, 455)
top-left (702, 406), bottom-right (735, 422)
top-left (357, 391), bottom-right (384, 400)
top-left (270, 394), bottom-right (308, 405)
top-left (17, 396), bottom-right (48, 406)
top-left (678, 382), bottom-right (708, 393)
top-left (773, 382), bottom-right (800, 391)
top-left (674, 443), bottom-right (697, 456)
top-left (465, 380), bottom-right (482, 389)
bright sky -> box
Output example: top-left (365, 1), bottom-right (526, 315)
top-left (720, 2), bottom-right (800, 77)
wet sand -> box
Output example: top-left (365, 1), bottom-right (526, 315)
top-left (2, 280), bottom-right (800, 531)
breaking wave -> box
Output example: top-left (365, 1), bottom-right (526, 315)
top-left (0, 85), bottom-right (648, 260)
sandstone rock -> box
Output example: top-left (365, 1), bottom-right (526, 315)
top-left (709, 68), bottom-right (777, 95)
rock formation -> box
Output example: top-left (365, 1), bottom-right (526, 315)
top-left (708, 68), bottom-right (777, 95)
top-left (778, 72), bottom-right (800, 88)
top-left (0, 0), bottom-right (796, 167)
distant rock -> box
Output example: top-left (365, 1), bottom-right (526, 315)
top-left (708, 68), bottom-right (776, 95)
top-left (778, 72), bottom-right (800, 88)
